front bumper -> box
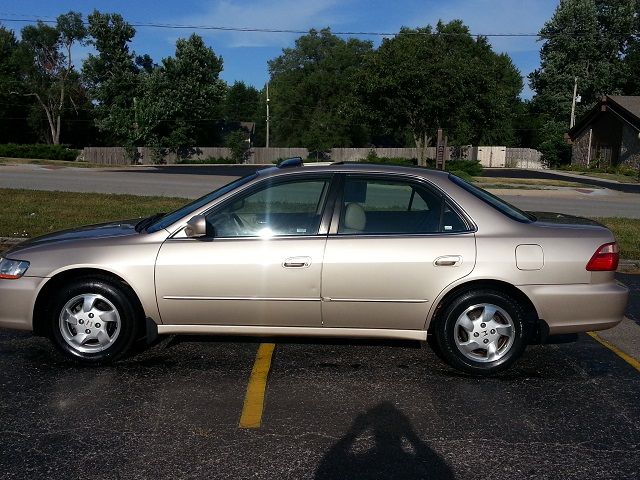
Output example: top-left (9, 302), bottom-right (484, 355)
top-left (518, 282), bottom-right (629, 335)
top-left (0, 276), bottom-right (45, 331)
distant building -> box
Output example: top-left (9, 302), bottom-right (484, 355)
top-left (568, 95), bottom-right (640, 169)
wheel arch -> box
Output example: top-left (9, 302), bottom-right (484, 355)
top-left (33, 268), bottom-right (146, 337)
top-left (426, 279), bottom-right (540, 334)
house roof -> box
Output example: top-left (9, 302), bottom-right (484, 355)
top-left (568, 95), bottom-right (640, 139)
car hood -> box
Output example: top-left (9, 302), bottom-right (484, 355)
top-left (528, 211), bottom-right (603, 227)
top-left (8, 219), bottom-right (140, 252)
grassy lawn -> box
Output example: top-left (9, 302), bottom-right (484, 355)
top-left (0, 188), bottom-right (186, 238)
top-left (0, 157), bottom-right (108, 168)
top-left (473, 177), bottom-right (590, 189)
top-left (593, 217), bottom-right (640, 260)
top-left (570, 171), bottom-right (640, 184)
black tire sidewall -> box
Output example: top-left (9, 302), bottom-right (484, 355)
top-left (434, 289), bottom-right (528, 375)
top-left (49, 278), bottom-right (138, 364)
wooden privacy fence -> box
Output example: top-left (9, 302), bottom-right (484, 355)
top-left (83, 146), bottom-right (545, 168)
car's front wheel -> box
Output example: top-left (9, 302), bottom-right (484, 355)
top-left (433, 289), bottom-right (530, 375)
top-left (49, 277), bottom-right (140, 364)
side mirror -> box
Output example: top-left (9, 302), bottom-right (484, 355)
top-left (184, 214), bottom-right (207, 238)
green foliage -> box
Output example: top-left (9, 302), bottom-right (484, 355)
top-left (268, 29), bottom-right (373, 149)
top-left (18, 11), bottom-right (87, 145)
top-left (83, 11), bottom-right (139, 145)
top-left (0, 143), bottom-right (79, 160)
top-left (175, 156), bottom-right (231, 164)
top-left (0, 26), bottom-right (31, 144)
top-left (224, 81), bottom-right (261, 122)
top-left (226, 131), bottom-right (250, 164)
top-left (358, 21), bottom-right (522, 149)
top-left (136, 34), bottom-right (226, 149)
top-left (536, 119), bottom-right (572, 167)
top-left (448, 170), bottom-right (473, 182)
top-left (530, 0), bottom-right (634, 121)
top-left (560, 163), bottom-right (639, 177)
top-left (444, 160), bottom-right (483, 176)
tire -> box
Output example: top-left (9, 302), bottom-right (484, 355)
top-left (48, 276), bottom-right (140, 364)
top-left (433, 289), bottom-right (530, 376)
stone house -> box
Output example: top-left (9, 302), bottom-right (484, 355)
top-left (568, 95), bottom-right (640, 169)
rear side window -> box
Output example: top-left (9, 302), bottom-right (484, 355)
top-left (338, 177), bottom-right (470, 235)
top-left (449, 174), bottom-right (534, 223)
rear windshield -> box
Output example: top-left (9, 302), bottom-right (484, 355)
top-left (449, 174), bottom-right (535, 223)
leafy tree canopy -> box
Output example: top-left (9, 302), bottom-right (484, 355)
top-left (268, 28), bottom-right (373, 151)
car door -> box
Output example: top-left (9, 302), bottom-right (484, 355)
top-left (321, 174), bottom-right (476, 330)
top-left (155, 174), bottom-right (334, 327)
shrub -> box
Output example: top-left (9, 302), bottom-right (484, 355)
top-left (444, 160), bottom-right (483, 177)
top-left (448, 170), bottom-right (473, 182)
top-left (359, 150), bottom-right (417, 166)
top-left (226, 131), bottom-right (250, 164)
top-left (0, 144), bottom-right (80, 161)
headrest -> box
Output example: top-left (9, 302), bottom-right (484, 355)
top-left (344, 203), bottom-right (366, 231)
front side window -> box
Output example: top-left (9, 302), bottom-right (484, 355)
top-left (206, 177), bottom-right (330, 237)
top-left (338, 177), bottom-right (469, 235)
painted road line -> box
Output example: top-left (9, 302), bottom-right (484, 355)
top-left (239, 343), bottom-right (276, 428)
top-left (587, 331), bottom-right (640, 373)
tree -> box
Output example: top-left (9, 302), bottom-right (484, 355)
top-left (135, 34), bottom-right (226, 152)
top-left (268, 29), bottom-right (373, 151)
top-left (358, 21), bottom-right (522, 151)
top-left (83, 10), bottom-right (140, 146)
top-left (226, 130), bottom-right (250, 163)
top-left (224, 81), bottom-right (261, 121)
top-left (18, 12), bottom-right (86, 144)
top-left (0, 25), bottom-right (33, 143)
top-left (529, 0), bottom-right (636, 165)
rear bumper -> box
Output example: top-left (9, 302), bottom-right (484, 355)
top-left (518, 282), bottom-right (629, 335)
top-left (0, 276), bottom-right (44, 331)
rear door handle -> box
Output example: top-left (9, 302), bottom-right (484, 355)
top-left (434, 255), bottom-right (462, 267)
top-left (283, 256), bottom-right (312, 268)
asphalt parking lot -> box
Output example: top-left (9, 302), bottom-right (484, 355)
top-left (1, 278), bottom-right (639, 480)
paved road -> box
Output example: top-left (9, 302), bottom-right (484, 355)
top-left (0, 326), bottom-right (638, 479)
top-left (1, 164), bottom-right (639, 218)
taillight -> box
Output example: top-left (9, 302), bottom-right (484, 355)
top-left (586, 242), bottom-right (620, 271)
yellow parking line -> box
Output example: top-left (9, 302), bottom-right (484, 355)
top-left (587, 332), bottom-right (640, 373)
top-left (239, 343), bottom-right (276, 428)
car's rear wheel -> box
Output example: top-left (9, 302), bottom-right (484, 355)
top-left (433, 289), bottom-right (530, 375)
top-left (49, 277), bottom-right (140, 364)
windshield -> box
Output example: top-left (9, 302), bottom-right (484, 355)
top-left (146, 174), bottom-right (258, 233)
top-left (449, 174), bottom-right (535, 223)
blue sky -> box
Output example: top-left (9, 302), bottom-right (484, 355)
top-left (1, 0), bottom-right (560, 99)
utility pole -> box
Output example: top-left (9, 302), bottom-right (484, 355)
top-left (570, 76), bottom-right (580, 128)
top-left (266, 82), bottom-right (270, 148)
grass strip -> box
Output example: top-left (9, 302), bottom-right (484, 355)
top-left (0, 188), bottom-right (186, 238)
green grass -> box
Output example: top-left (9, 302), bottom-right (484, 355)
top-left (593, 217), bottom-right (640, 260)
top-left (0, 189), bottom-right (187, 238)
top-left (0, 157), bottom-right (107, 168)
top-left (575, 171), bottom-right (640, 183)
top-left (474, 177), bottom-right (589, 189)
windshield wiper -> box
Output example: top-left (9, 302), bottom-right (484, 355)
top-left (135, 213), bottom-right (166, 232)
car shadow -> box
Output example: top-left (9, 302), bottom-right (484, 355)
top-left (315, 402), bottom-right (454, 480)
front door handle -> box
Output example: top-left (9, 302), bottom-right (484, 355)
top-left (434, 255), bottom-right (462, 267)
top-left (283, 256), bottom-right (312, 268)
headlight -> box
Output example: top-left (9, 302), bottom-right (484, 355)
top-left (0, 257), bottom-right (30, 279)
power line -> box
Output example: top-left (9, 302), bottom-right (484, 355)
top-left (0, 15), bottom-right (622, 38)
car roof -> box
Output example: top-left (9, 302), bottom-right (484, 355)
top-left (256, 162), bottom-right (452, 180)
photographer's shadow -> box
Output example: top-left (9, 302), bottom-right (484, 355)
top-left (315, 402), bottom-right (454, 480)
